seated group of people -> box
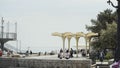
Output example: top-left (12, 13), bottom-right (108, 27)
top-left (58, 48), bottom-right (73, 59)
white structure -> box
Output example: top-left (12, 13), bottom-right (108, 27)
top-left (52, 32), bottom-right (98, 58)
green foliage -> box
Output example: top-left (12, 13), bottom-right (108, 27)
top-left (89, 51), bottom-right (96, 64)
top-left (105, 52), bottom-right (113, 60)
top-left (100, 23), bottom-right (117, 49)
top-left (86, 9), bottom-right (117, 50)
top-left (86, 9), bottom-right (117, 33)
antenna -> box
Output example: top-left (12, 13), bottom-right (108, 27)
top-left (107, 0), bottom-right (111, 5)
top-left (1, 17), bottom-right (4, 38)
top-left (7, 21), bottom-right (9, 38)
top-left (15, 22), bottom-right (17, 40)
top-left (1, 17), bottom-right (4, 26)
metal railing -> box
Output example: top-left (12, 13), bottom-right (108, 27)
top-left (0, 32), bottom-right (17, 40)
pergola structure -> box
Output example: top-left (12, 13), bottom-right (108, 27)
top-left (73, 32), bottom-right (84, 57)
top-left (52, 32), bottom-right (98, 58)
top-left (84, 33), bottom-right (98, 54)
top-left (64, 32), bottom-right (73, 51)
top-left (52, 32), bottom-right (66, 57)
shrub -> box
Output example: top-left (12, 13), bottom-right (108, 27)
top-left (105, 52), bottom-right (113, 60)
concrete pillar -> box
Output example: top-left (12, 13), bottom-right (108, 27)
top-left (62, 37), bottom-right (66, 57)
top-left (67, 38), bottom-right (71, 51)
top-left (75, 37), bottom-right (80, 58)
top-left (85, 38), bottom-right (88, 54)
top-left (88, 39), bottom-right (91, 54)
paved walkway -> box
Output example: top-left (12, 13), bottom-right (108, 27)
top-left (25, 54), bottom-right (88, 60)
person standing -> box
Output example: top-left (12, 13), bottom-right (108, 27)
top-left (99, 51), bottom-right (104, 63)
top-left (70, 48), bottom-right (73, 58)
top-left (30, 50), bottom-right (32, 55)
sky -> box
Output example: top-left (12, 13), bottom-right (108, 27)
top-left (0, 0), bottom-right (116, 52)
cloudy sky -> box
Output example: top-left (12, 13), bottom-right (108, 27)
top-left (0, 0), bottom-right (116, 52)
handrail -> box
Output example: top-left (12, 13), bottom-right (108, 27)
top-left (0, 32), bottom-right (17, 40)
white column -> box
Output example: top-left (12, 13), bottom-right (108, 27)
top-left (62, 37), bottom-right (66, 57)
top-left (67, 38), bottom-right (71, 51)
top-left (75, 37), bottom-right (80, 58)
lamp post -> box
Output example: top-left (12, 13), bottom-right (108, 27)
top-left (107, 0), bottom-right (120, 61)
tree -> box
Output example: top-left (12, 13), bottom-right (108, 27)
top-left (86, 9), bottom-right (117, 50)
top-left (86, 9), bottom-right (117, 33)
top-left (99, 22), bottom-right (117, 49)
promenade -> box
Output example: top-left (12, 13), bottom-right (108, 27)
top-left (25, 54), bottom-right (87, 60)
top-left (26, 54), bottom-right (110, 68)
top-left (0, 54), bottom-right (92, 68)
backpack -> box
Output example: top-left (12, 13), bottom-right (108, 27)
top-left (112, 61), bottom-right (120, 68)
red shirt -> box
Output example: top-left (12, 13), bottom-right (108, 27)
top-left (0, 50), bottom-right (2, 56)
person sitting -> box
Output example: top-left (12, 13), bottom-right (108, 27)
top-left (70, 48), bottom-right (73, 58)
top-left (82, 50), bottom-right (86, 57)
top-left (7, 50), bottom-right (10, 57)
top-left (65, 50), bottom-right (70, 59)
top-left (58, 51), bottom-right (63, 59)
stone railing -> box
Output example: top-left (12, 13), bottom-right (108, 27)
top-left (0, 58), bottom-right (91, 68)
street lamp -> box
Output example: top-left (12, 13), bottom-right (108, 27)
top-left (107, 0), bottom-right (120, 61)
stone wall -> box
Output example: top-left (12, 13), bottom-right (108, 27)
top-left (0, 58), bottom-right (91, 68)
